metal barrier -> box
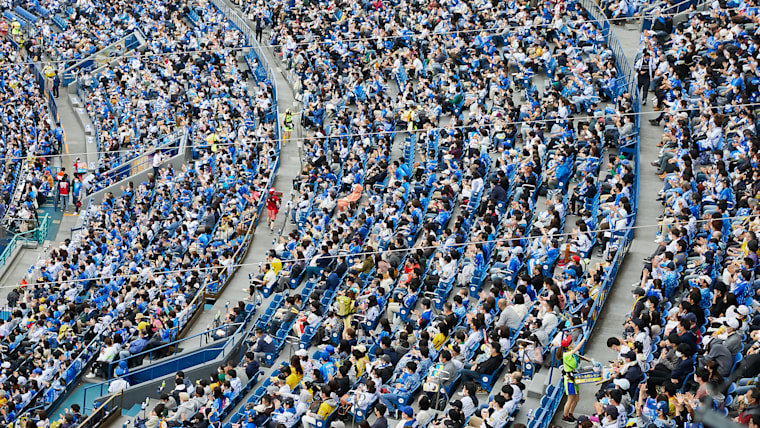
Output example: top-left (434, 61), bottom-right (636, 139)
top-left (61, 31), bottom-right (145, 86)
top-left (86, 129), bottom-right (188, 193)
top-left (104, 323), bottom-right (243, 379)
top-left (77, 393), bottom-right (123, 428)
top-left (0, 213), bottom-right (50, 269)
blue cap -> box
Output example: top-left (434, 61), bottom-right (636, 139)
top-left (656, 401), bottom-right (669, 415)
top-left (325, 345), bottom-right (335, 354)
top-left (319, 351), bottom-right (329, 361)
top-left (115, 367), bottom-right (125, 376)
top-left (402, 406), bottom-right (414, 417)
top-left (33, 368), bottom-right (42, 375)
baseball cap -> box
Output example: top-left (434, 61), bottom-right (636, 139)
top-left (402, 406), bottom-right (414, 417)
top-left (737, 305), bottom-right (750, 316)
top-left (612, 378), bottom-right (630, 390)
top-left (633, 287), bottom-right (646, 297)
top-left (295, 349), bottom-right (308, 357)
top-left (572, 255), bottom-right (581, 263)
top-left (726, 318), bottom-right (740, 329)
top-left (682, 313), bottom-right (697, 324)
top-left (604, 405), bottom-right (619, 418)
top-left (656, 401), bottom-right (669, 415)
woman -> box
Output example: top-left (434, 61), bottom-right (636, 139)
top-left (286, 355), bottom-right (304, 390)
top-left (561, 335), bottom-right (586, 422)
top-left (339, 379), bottom-right (378, 417)
top-left (460, 382), bottom-right (479, 419)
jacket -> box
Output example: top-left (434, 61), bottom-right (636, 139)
top-left (171, 401), bottom-right (198, 422)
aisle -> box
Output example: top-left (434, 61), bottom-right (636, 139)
top-left (549, 23), bottom-right (666, 423)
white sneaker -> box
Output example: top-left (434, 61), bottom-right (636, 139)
top-left (86, 372), bottom-right (96, 379)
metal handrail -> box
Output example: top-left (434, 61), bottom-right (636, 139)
top-left (105, 322), bottom-right (243, 377)
top-left (77, 392), bottom-right (123, 428)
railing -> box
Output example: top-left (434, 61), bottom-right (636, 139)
top-left (77, 393), bottom-right (123, 428)
top-left (104, 323), bottom-right (241, 379)
top-left (87, 128), bottom-right (188, 194)
top-left (640, 0), bottom-right (698, 30)
top-left (81, 343), bottom-right (228, 413)
top-left (61, 31), bottom-right (145, 86)
top-left (0, 213), bottom-right (50, 270)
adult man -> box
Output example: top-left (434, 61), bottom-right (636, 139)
top-left (56, 174), bottom-right (70, 211)
top-left (252, 328), bottom-right (276, 364)
top-left (459, 342), bottom-right (502, 384)
top-left (737, 388), bottom-right (760, 425)
top-left (379, 362), bottom-right (420, 415)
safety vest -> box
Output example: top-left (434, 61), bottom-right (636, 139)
top-left (283, 113), bottom-right (293, 131)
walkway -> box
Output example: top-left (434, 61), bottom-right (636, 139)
top-left (180, 3), bottom-right (301, 338)
top-left (0, 73), bottom-right (90, 303)
top-left (545, 23), bottom-right (666, 423)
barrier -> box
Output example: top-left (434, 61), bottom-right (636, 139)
top-left (77, 393), bottom-right (123, 428)
top-left (0, 213), bottom-right (50, 269)
top-left (61, 31), bottom-right (145, 86)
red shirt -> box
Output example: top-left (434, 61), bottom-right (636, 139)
top-left (58, 181), bottom-right (69, 195)
top-left (266, 195), bottom-right (279, 210)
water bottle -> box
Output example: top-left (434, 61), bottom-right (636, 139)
top-left (157, 380), bottom-right (165, 394)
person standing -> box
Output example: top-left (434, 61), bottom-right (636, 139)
top-left (255, 12), bottom-right (264, 43)
top-left (561, 335), bottom-right (586, 422)
top-left (52, 72), bottom-right (60, 98)
top-left (152, 150), bottom-right (163, 178)
top-left (266, 188), bottom-right (280, 232)
top-left (72, 176), bottom-right (82, 213)
top-left (283, 109), bottom-right (293, 142)
top-left (634, 51), bottom-right (655, 105)
top-left (55, 174), bottom-right (70, 212)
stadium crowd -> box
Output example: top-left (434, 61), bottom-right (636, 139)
top-left (209, 0), bottom-right (644, 426)
top-left (0, 38), bottom-right (59, 231)
top-left (0, 0), bottom-right (279, 424)
top-left (548, 3), bottom-right (760, 428)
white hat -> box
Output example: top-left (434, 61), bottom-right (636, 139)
top-left (295, 349), bottom-right (308, 357)
top-left (612, 378), bottom-right (630, 390)
top-left (1, 362), bottom-right (10, 369)
top-left (726, 318), bottom-right (740, 329)
top-left (737, 305), bottom-right (750, 316)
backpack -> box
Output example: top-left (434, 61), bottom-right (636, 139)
top-left (336, 295), bottom-right (355, 317)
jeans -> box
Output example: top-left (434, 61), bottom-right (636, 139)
top-left (460, 368), bottom-right (481, 384)
top-left (55, 193), bottom-right (68, 211)
top-left (380, 392), bottom-right (403, 412)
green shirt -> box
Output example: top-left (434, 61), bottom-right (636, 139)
top-left (563, 352), bottom-right (578, 373)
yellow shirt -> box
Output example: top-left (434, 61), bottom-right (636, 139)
top-left (285, 368), bottom-right (302, 390)
top-left (317, 401), bottom-right (335, 419)
top-left (432, 332), bottom-right (447, 350)
top-left (271, 257), bottom-right (282, 274)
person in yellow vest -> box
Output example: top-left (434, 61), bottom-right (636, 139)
top-left (10, 18), bottom-right (21, 43)
top-left (43, 64), bottom-right (56, 91)
top-left (282, 109), bottom-right (293, 142)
